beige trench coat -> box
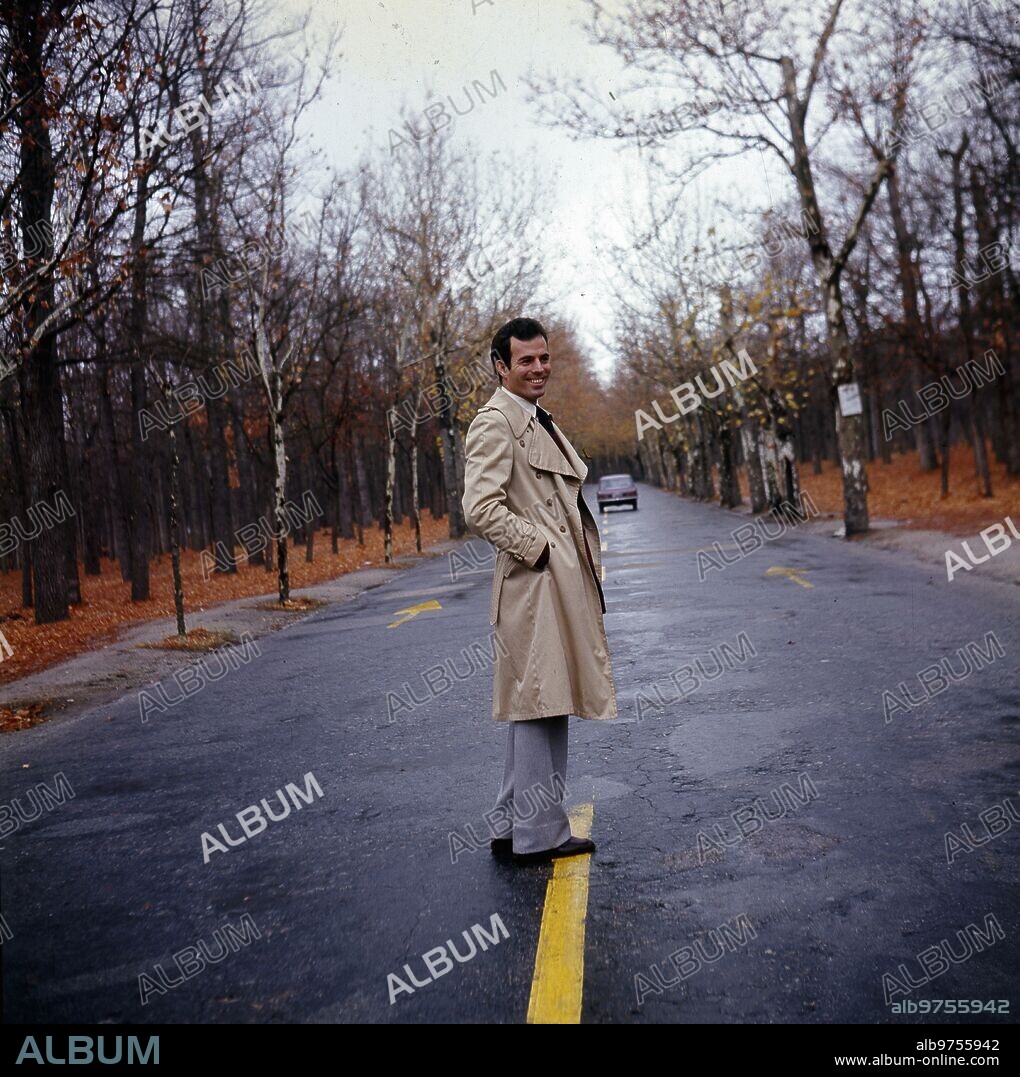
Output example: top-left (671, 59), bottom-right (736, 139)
top-left (462, 389), bottom-right (618, 722)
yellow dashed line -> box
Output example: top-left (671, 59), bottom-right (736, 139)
top-left (526, 803), bottom-right (594, 1024)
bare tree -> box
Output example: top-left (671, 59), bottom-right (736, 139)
top-left (371, 124), bottom-right (544, 539)
top-left (528, 0), bottom-right (940, 533)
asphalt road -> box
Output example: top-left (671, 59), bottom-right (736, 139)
top-left (1, 482), bottom-right (1018, 1024)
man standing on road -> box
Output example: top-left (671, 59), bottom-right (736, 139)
top-left (462, 318), bottom-right (617, 864)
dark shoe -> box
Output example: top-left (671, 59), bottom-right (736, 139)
top-left (513, 835), bottom-right (595, 863)
top-left (490, 836), bottom-right (513, 856)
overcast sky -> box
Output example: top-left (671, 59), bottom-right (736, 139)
top-left (270, 0), bottom-right (777, 377)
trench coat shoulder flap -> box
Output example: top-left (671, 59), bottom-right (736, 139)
top-left (475, 390), bottom-right (588, 482)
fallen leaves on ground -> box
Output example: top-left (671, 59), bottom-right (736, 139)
top-left (0, 515), bottom-right (450, 684)
top-left (0, 701), bottom-right (49, 733)
top-left (251, 597), bottom-right (327, 612)
top-left (138, 628), bottom-right (240, 652)
top-left (799, 441), bottom-right (1018, 534)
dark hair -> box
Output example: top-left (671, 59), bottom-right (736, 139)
top-left (490, 317), bottom-right (547, 382)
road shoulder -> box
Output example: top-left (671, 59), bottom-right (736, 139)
top-left (0, 542), bottom-right (464, 733)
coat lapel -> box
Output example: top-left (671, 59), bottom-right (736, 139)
top-left (535, 418), bottom-right (589, 483)
top-left (481, 390), bottom-right (586, 481)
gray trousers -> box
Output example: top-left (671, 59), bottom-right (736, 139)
top-left (492, 715), bottom-right (571, 854)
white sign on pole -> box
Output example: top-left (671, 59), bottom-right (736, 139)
top-left (838, 382), bottom-right (863, 417)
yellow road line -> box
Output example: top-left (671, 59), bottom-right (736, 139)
top-left (765, 566), bottom-right (813, 589)
top-left (387, 598), bottom-right (442, 628)
top-left (526, 803), bottom-right (594, 1024)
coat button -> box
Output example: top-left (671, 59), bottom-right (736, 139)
top-left (519, 439), bottom-right (525, 447)
top-left (551, 542), bottom-right (556, 548)
top-left (535, 470), bottom-right (543, 478)
top-left (559, 525), bottom-right (566, 533)
top-left (545, 498), bottom-right (553, 506)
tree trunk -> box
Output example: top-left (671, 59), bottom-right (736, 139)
top-left (180, 418), bottom-right (210, 551)
top-left (825, 278), bottom-right (870, 533)
top-left (254, 321), bottom-right (289, 602)
top-left (335, 438), bottom-right (354, 540)
top-left (272, 380), bottom-right (289, 603)
top-left (384, 424), bottom-right (396, 563)
top-left (127, 166), bottom-right (152, 600)
top-left (81, 427), bottom-right (102, 575)
top-left (887, 168), bottom-right (938, 471)
top-left (431, 340), bottom-right (466, 538)
top-left (12, 3), bottom-right (76, 622)
top-left (971, 166), bottom-right (1018, 474)
top-left (353, 433), bottom-right (371, 536)
top-left (783, 60), bottom-right (870, 533)
top-left (719, 287), bottom-right (765, 511)
top-left (717, 421), bottom-right (741, 508)
top-left (411, 432), bottom-right (421, 553)
top-left (939, 406), bottom-right (951, 499)
top-left (98, 366), bottom-right (132, 579)
top-left (909, 359), bottom-right (939, 471)
top-left (179, 79), bottom-right (236, 574)
top-left (946, 137), bottom-right (993, 497)
top-left (2, 405), bottom-right (34, 608)
top-left (167, 409), bottom-right (186, 636)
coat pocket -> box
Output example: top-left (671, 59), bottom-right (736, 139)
top-left (489, 549), bottom-right (517, 625)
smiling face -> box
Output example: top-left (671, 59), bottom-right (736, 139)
top-left (498, 334), bottom-right (550, 402)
